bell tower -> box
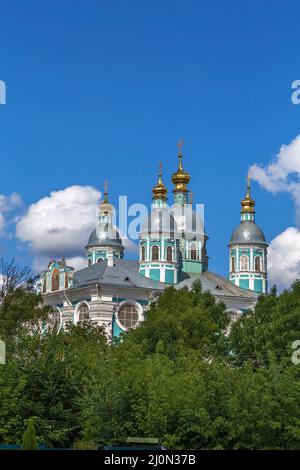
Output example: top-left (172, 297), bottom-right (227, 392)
top-left (229, 176), bottom-right (268, 293)
top-left (171, 141), bottom-right (208, 275)
top-left (85, 182), bottom-right (124, 265)
top-left (139, 166), bottom-right (179, 284)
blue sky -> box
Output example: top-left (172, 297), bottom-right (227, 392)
top-left (0, 0), bottom-right (300, 285)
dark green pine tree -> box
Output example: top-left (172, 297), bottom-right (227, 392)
top-left (21, 418), bottom-right (37, 450)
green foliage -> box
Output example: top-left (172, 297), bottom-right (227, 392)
top-left (0, 287), bottom-right (50, 341)
top-left (22, 418), bottom-right (37, 450)
top-left (120, 284), bottom-right (230, 360)
top-left (229, 280), bottom-right (300, 368)
top-left (0, 286), bottom-right (108, 448)
top-left (1, 279), bottom-right (300, 449)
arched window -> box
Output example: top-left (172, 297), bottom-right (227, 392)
top-left (51, 309), bottom-right (61, 332)
top-left (255, 256), bottom-right (261, 272)
top-left (64, 272), bottom-right (68, 289)
top-left (88, 258), bottom-right (92, 266)
top-left (51, 269), bottom-right (59, 291)
top-left (231, 256), bottom-right (235, 272)
top-left (240, 255), bottom-right (249, 271)
top-left (166, 245), bottom-right (173, 262)
top-left (77, 303), bottom-right (90, 324)
top-left (141, 245), bottom-right (146, 261)
top-left (43, 278), bottom-right (47, 293)
top-left (151, 245), bottom-right (159, 261)
top-left (117, 304), bottom-right (139, 330)
top-left (190, 242), bottom-right (197, 260)
top-left (97, 257), bottom-right (104, 263)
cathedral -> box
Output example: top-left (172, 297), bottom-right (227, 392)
top-left (36, 146), bottom-right (268, 341)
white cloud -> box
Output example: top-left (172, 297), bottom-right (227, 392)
top-left (250, 134), bottom-right (300, 289)
top-left (16, 185), bottom-right (101, 266)
top-left (16, 185), bottom-right (138, 274)
top-left (267, 227), bottom-right (300, 289)
top-left (0, 192), bottom-right (22, 213)
top-left (67, 256), bottom-right (87, 271)
top-left (33, 255), bottom-right (87, 273)
top-left (250, 134), bottom-right (300, 221)
top-left (0, 214), bottom-right (5, 234)
top-left (0, 192), bottom-right (23, 235)
top-left (118, 228), bottom-right (139, 254)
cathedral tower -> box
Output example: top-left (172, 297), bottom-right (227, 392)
top-left (229, 176), bottom-right (268, 293)
top-left (139, 166), bottom-right (179, 283)
top-left (85, 182), bottom-right (124, 265)
top-left (171, 141), bottom-right (208, 275)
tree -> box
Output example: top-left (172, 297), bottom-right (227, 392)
top-left (78, 283), bottom-right (231, 448)
top-left (22, 418), bottom-right (37, 450)
top-left (0, 276), bottom-right (108, 448)
top-left (0, 259), bottom-right (50, 340)
top-left (229, 280), bottom-right (300, 368)
top-left (0, 258), bottom-right (32, 301)
top-left (117, 282), bottom-right (230, 361)
top-left (2, 275), bottom-right (300, 450)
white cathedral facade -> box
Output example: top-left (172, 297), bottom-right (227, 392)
top-left (36, 146), bottom-right (267, 342)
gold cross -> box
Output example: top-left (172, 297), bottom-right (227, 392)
top-left (247, 174), bottom-right (251, 190)
top-left (246, 174), bottom-right (251, 197)
top-left (103, 180), bottom-right (108, 202)
top-left (177, 139), bottom-right (184, 155)
top-left (159, 162), bottom-right (163, 175)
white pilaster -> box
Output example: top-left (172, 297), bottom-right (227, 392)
top-left (161, 238), bottom-right (165, 261)
top-left (250, 247), bottom-right (253, 271)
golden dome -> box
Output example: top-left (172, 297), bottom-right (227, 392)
top-left (172, 141), bottom-right (190, 193)
top-left (241, 175), bottom-right (255, 213)
top-left (152, 165), bottom-right (167, 200)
